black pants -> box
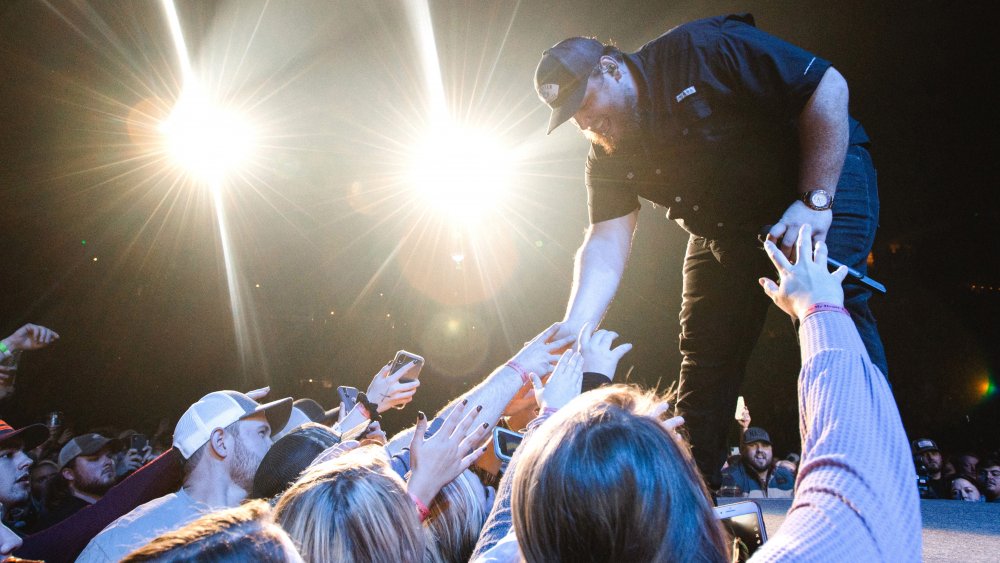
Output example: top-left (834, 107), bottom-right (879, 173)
top-left (676, 145), bottom-right (886, 489)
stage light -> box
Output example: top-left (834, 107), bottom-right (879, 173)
top-left (159, 84), bottom-right (257, 184)
top-left (405, 122), bottom-right (516, 223)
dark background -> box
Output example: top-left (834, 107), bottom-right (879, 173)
top-left (1, 1), bottom-right (997, 458)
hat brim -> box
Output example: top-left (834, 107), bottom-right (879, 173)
top-left (547, 78), bottom-right (588, 135)
top-left (247, 397), bottom-right (294, 437)
top-left (0, 423), bottom-right (49, 452)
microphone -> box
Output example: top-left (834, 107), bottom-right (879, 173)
top-left (757, 227), bottom-right (886, 294)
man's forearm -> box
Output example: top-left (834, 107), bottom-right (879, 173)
top-left (798, 67), bottom-right (849, 196)
top-left (562, 212), bottom-right (637, 332)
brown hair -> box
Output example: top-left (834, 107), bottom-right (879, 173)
top-left (512, 385), bottom-right (730, 562)
top-left (121, 500), bottom-right (298, 562)
top-left (274, 446), bottom-right (423, 563)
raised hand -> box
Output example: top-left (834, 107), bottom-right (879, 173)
top-left (759, 224), bottom-right (848, 320)
top-left (3, 324), bottom-right (59, 352)
top-left (529, 350), bottom-right (584, 412)
top-left (510, 323), bottom-right (576, 378)
top-left (406, 401), bottom-right (490, 506)
top-left (366, 362), bottom-right (421, 413)
top-left (766, 201), bottom-right (833, 262)
top-left (577, 323), bottom-right (632, 378)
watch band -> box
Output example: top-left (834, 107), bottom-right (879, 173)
top-left (801, 189), bottom-right (834, 211)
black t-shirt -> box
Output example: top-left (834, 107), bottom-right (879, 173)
top-left (586, 14), bottom-right (868, 239)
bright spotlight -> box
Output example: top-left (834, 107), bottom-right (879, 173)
top-left (159, 84), bottom-right (256, 184)
top-left (406, 122), bottom-right (516, 223)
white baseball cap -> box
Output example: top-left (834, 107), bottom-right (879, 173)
top-left (173, 390), bottom-right (293, 459)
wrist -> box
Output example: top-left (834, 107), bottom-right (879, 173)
top-left (0, 340), bottom-right (11, 359)
top-left (504, 360), bottom-right (531, 385)
top-left (799, 302), bottom-right (849, 322)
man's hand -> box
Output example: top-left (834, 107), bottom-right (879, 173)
top-left (366, 362), bottom-right (421, 413)
top-left (120, 448), bottom-right (145, 474)
top-left (577, 323), bottom-right (632, 379)
top-left (766, 201), bottom-right (833, 262)
top-left (509, 323), bottom-right (576, 377)
top-left (3, 324), bottom-right (59, 352)
top-left (759, 224), bottom-right (848, 320)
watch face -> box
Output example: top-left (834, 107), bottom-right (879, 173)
top-left (809, 191), bottom-right (831, 209)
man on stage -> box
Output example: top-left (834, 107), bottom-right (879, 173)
top-left (534, 13), bottom-right (886, 487)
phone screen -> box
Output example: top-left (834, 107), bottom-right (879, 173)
top-left (493, 428), bottom-right (524, 462)
top-left (719, 512), bottom-right (765, 561)
top-left (390, 351), bottom-right (423, 383)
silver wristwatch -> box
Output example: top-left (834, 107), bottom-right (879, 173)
top-left (801, 189), bottom-right (834, 211)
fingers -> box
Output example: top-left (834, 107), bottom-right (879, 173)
top-left (534, 322), bottom-right (561, 344)
top-left (245, 387), bottom-right (270, 401)
top-left (795, 224), bottom-right (812, 263)
top-left (410, 411), bottom-right (428, 452)
top-left (832, 265), bottom-right (849, 283)
top-left (460, 443), bottom-right (489, 468)
top-left (649, 402), bottom-right (671, 420)
top-left (450, 403), bottom-right (482, 440)
top-left (762, 240), bottom-right (793, 273)
top-left (609, 342), bottom-right (633, 360)
top-left (439, 400), bottom-right (469, 437)
top-left (758, 277), bottom-right (779, 299)
top-left (813, 237), bottom-right (829, 265)
top-left (780, 227), bottom-right (798, 260)
top-left (766, 222), bottom-right (787, 244)
top-left (661, 415), bottom-right (685, 432)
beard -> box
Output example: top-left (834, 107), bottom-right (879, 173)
top-left (582, 88), bottom-right (642, 155)
top-left (746, 453), bottom-right (771, 473)
top-left (73, 468), bottom-right (115, 497)
top-left (229, 435), bottom-right (264, 492)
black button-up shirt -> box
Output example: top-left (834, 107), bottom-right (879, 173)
top-left (585, 13), bottom-right (869, 239)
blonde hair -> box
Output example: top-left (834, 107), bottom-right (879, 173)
top-left (512, 384), bottom-right (730, 563)
top-left (122, 500), bottom-right (297, 562)
top-left (422, 470), bottom-right (489, 563)
top-left (274, 446), bottom-right (423, 563)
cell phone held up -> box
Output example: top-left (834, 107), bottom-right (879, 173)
top-left (713, 500), bottom-right (767, 562)
top-left (492, 426), bottom-right (524, 464)
top-left (389, 350), bottom-right (424, 383)
top-left (337, 386), bottom-right (360, 412)
top-left (128, 433), bottom-right (149, 452)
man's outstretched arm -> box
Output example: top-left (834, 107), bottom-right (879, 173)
top-left (557, 210), bottom-right (638, 340)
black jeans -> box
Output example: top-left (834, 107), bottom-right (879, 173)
top-left (676, 145), bottom-right (886, 489)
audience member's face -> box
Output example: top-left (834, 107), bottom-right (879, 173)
top-left (30, 463), bottom-right (58, 499)
top-left (950, 477), bottom-right (981, 502)
top-left (742, 441), bottom-right (773, 472)
top-left (66, 445), bottom-right (117, 497)
top-left (0, 441), bottom-right (32, 507)
top-left (979, 465), bottom-right (1000, 499)
top-left (954, 455), bottom-right (978, 477)
top-left (920, 450), bottom-right (943, 474)
top-left (229, 413), bottom-right (272, 491)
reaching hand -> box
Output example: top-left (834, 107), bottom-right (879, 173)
top-left (577, 323), bottom-right (632, 378)
top-left (759, 224), bottom-right (848, 320)
top-left (510, 323), bottom-right (576, 378)
top-left (736, 404), bottom-right (752, 430)
top-left (529, 350), bottom-right (584, 412)
top-left (366, 362), bottom-right (421, 413)
top-left (649, 402), bottom-right (685, 436)
top-left (3, 324), bottom-right (59, 352)
top-left (245, 386), bottom-right (270, 401)
top-left (406, 401), bottom-right (490, 506)
top-left (766, 201), bottom-right (833, 262)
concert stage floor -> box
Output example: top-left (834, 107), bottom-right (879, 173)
top-left (721, 498), bottom-right (1000, 562)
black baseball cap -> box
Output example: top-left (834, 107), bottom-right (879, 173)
top-left (0, 420), bottom-right (48, 452)
top-left (534, 37), bottom-right (605, 134)
top-left (742, 427), bottom-right (772, 445)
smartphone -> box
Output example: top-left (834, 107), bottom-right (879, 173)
top-left (493, 426), bottom-right (524, 463)
top-left (714, 501), bottom-right (767, 562)
top-left (390, 350), bottom-right (424, 383)
top-left (128, 433), bottom-right (149, 452)
top-left (734, 396), bottom-right (745, 420)
top-left (337, 386), bottom-right (359, 411)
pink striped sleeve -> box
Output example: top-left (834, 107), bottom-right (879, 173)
top-left (751, 312), bottom-right (921, 561)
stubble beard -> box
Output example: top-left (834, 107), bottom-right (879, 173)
top-left (584, 86), bottom-right (642, 155)
top-left (229, 436), bottom-right (263, 492)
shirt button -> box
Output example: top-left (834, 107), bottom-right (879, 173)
top-left (717, 222), bottom-right (724, 228)
top-left (693, 205), bottom-right (699, 211)
top-left (626, 171), bottom-right (635, 180)
top-left (674, 196), bottom-right (682, 203)
top-left (655, 169), bottom-right (662, 175)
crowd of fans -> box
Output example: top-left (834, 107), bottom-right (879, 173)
top-left (0, 228), bottom-right (990, 562)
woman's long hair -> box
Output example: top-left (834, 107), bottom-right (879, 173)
top-left (121, 500), bottom-right (298, 562)
top-left (422, 469), bottom-right (490, 563)
top-left (512, 385), bottom-right (730, 563)
top-left (274, 446), bottom-right (424, 563)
